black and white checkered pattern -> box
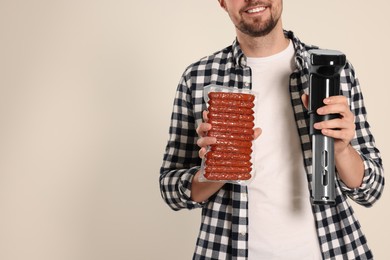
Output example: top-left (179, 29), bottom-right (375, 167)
top-left (160, 30), bottom-right (384, 260)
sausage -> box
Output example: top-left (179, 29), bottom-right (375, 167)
top-left (208, 92), bottom-right (255, 102)
top-left (208, 131), bottom-right (253, 141)
top-left (204, 171), bottom-right (252, 181)
top-left (206, 151), bottom-right (251, 161)
top-left (208, 112), bottom-right (254, 122)
top-left (210, 125), bottom-right (254, 135)
top-left (208, 99), bottom-right (255, 109)
top-left (203, 91), bottom-right (256, 181)
top-left (208, 106), bottom-right (254, 115)
top-left (211, 145), bottom-right (252, 154)
top-left (205, 166), bottom-right (252, 174)
top-left (209, 119), bottom-right (255, 129)
top-left (206, 158), bottom-right (252, 167)
top-left (215, 138), bottom-right (253, 148)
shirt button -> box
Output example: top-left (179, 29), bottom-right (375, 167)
top-left (240, 232), bottom-right (246, 237)
top-left (244, 82), bottom-right (249, 87)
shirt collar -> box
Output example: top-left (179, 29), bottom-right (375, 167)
top-left (232, 30), bottom-right (316, 71)
top-left (231, 39), bottom-right (245, 67)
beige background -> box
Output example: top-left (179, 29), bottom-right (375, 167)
top-left (0, 1), bottom-right (388, 259)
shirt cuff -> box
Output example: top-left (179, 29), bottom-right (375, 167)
top-left (179, 166), bottom-right (206, 209)
top-left (338, 151), bottom-right (374, 198)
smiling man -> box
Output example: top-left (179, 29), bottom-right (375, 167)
top-left (160, 1), bottom-right (384, 259)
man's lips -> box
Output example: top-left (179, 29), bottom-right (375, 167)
top-left (245, 6), bottom-right (267, 14)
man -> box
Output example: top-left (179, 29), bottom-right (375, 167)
top-left (160, 0), bottom-right (384, 259)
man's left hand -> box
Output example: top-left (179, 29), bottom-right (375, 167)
top-left (301, 94), bottom-right (355, 155)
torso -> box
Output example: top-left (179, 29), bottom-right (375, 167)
top-left (247, 40), bottom-right (322, 260)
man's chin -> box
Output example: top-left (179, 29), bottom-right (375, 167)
top-left (238, 20), bottom-right (278, 37)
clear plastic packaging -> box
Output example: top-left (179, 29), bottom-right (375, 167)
top-left (199, 84), bottom-right (258, 185)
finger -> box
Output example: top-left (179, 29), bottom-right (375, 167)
top-left (318, 95), bottom-right (349, 115)
top-left (253, 127), bottom-right (262, 140)
top-left (317, 103), bottom-right (353, 118)
top-left (196, 136), bottom-right (217, 148)
top-left (314, 118), bottom-right (355, 131)
top-left (323, 95), bottom-right (348, 106)
top-left (199, 147), bottom-right (207, 159)
top-left (320, 128), bottom-right (355, 142)
top-left (196, 122), bottom-right (212, 137)
top-left (203, 110), bottom-right (209, 122)
top-left (301, 94), bottom-right (309, 110)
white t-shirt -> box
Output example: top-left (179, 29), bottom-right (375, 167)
top-left (247, 40), bottom-right (322, 259)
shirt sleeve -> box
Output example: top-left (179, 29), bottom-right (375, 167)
top-left (337, 62), bottom-right (385, 207)
top-left (159, 74), bottom-right (204, 211)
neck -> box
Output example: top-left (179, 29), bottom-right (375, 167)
top-left (236, 24), bottom-right (289, 58)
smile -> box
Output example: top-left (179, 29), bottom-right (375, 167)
top-left (246, 6), bottom-right (266, 14)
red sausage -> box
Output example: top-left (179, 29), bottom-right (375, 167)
top-left (215, 139), bottom-right (253, 148)
top-left (208, 112), bottom-right (255, 122)
top-left (206, 151), bottom-right (251, 161)
top-left (208, 131), bottom-right (254, 141)
top-left (208, 99), bottom-right (255, 109)
top-left (208, 92), bottom-right (255, 102)
top-left (208, 106), bottom-right (254, 115)
top-left (211, 145), bottom-right (252, 154)
top-left (206, 158), bottom-right (252, 167)
top-left (210, 125), bottom-right (254, 135)
top-left (204, 171), bottom-right (251, 181)
top-left (209, 119), bottom-right (255, 129)
top-left (205, 166), bottom-right (252, 174)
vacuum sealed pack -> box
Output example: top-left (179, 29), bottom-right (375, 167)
top-left (199, 85), bottom-right (258, 185)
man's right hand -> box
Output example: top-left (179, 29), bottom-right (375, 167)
top-left (196, 110), bottom-right (262, 157)
top-left (191, 110), bottom-right (262, 203)
top-left (196, 111), bottom-right (217, 158)
top-left (191, 110), bottom-right (225, 203)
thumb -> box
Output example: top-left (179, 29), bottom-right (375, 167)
top-left (301, 94), bottom-right (309, 110)
top-left (202, 110), bottom-right (209, 122)
top-left (253, 127), bottom-right (262, 140)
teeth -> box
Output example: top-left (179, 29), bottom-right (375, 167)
top-left (247, 7), bottom-right (266, 13)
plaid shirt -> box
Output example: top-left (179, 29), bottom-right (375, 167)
top-left (160, 30), bottom-right (384, 260)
